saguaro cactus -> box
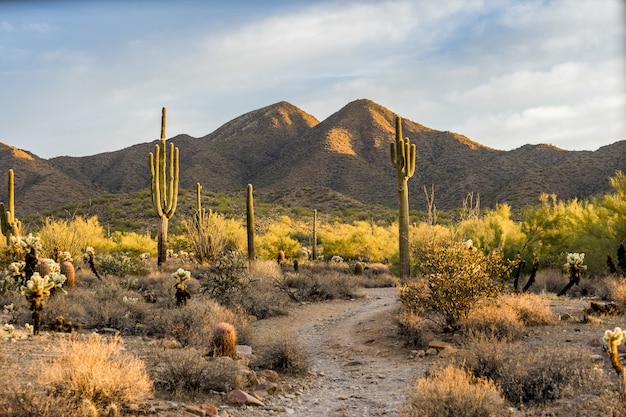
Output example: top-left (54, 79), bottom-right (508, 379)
top-left (390, 116), bottom-right (416, 280)
top-left (195, 183), bottom-right (211, 227)
top-left (149, 107), bottom-right (179, 267)
top-left (246, 184), bottom-right (255, 262)
top-left (0, 169), bottom-right (22, 245)
top-left (312, 209), bottom-right (318, 261)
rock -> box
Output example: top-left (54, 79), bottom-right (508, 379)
top-left (239, 368), bottom-right (259, 387)
top-left (252, 382), bottom-right (280, 397)
top-left (184, 405), bottom-right (206, 416)
top-left (588, 338), bottom-right (601, 347)
top-left (236, 344), bottom-right (253, 356)
top-left (425, 348), bottom-right (438, 356)
top-left (438, 346), bottom-right (458, 357)
top-left (258, 369), bottom-right (280, 382)
top-left (202, 403), bottom-right (219, 416)
top-left (560, 313), bottom-right (572, 321)
top-left (428, 340), bottom-right (454, 351)
top-left (227, 389), bottom-right (265, 407)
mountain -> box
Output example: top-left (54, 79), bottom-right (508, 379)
top-left (1, 99), bottom-right (625, 219)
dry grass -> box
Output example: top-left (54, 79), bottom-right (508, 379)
top-left (252, 330), bottom-right (311, 375)
top-left (606, 277), bottom-right (626, 304)
top-left (39, 333), bottom-right (153, 409)
top-left (150, 347), bottom-right (246, 398)
top-left (460, 337), bottom-right (606, 408)
top-left (460, 301), bottom-right (525, 341)
top-left (401, 364), bottom-right (506, 417)
top-left (397, 310), bottom-right (433, 349)
top-left (500, 292), bottom-right (555, 326)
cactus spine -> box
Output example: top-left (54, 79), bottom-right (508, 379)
top-left (149, 107), bottom-right (179, 267)
top-left (0, 169), bottom-right (22, 245)
top-left (312, 209), bottom-right (318, 261)
top-left (246, 184), bottom-right (255, 262)
top-left (390, 116), bottom-right (416, 280)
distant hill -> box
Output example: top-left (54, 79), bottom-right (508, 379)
top-left (1, 99), bottom-right (624, 219)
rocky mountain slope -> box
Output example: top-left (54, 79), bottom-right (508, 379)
top-left (1, 99), bottom-right (624, 216)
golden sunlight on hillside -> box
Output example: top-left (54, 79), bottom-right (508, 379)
top-left (273, 108), bottom-right (293, 127)
top-left (325, 128), bottom-right (355, 155)
top-left (11, 147), bottom-right (33, 161)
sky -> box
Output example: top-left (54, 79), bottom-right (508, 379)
top-left (1, 0), bottom-right (624, 159)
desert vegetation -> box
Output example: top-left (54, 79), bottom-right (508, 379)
top-left (1, 125), bottom-right (626, 417)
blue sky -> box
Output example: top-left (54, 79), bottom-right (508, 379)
top-left (1, 0), bottom-right (624, 158)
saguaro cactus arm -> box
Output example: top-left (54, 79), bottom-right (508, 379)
top-left (149, 107), bottom-right (179, 219)
top-left (1, 169), bottom-right (22, 244)
top-left (390, 117), bottom-right (416, 180)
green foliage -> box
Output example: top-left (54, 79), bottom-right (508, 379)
top-left (177, 212), bottom-right (244, 264)
top-left (35, 216), bottom-right (109, 261)
top-left (405, 239), bottom-right (509, 326)
top-left (97, 252), bottom-right (149, 277)
top-left (256, 216), bottom-right (302, 260)
top-left (108, 231), bottom-right (156, 257)
top-left (319, 220), bottom-right (396, 262)
top-left (198, 250), bottom-right (251, 304)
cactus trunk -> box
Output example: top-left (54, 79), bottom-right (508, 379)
top-left (390, 116), bottom-right (416, 281)
top-left (149, 107), bottom-right (179, 267)
top-left (1, 169), bottom-right (22, 245)
top-left (246, 184), bottom-right (255, 262)
top-left (312, 209), bottom-right (318, 261)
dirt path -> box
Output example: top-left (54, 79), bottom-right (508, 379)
top-left (250, 287), bottom-right (426, 416)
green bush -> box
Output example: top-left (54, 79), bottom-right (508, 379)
top-left (405, 239), bottom-right (509, 327)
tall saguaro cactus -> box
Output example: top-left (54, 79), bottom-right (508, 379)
top-left (246, 184), bottom-right (255, 262)
top-left (195, 183), bottom-right (210, 227)
top-left (390, 116), bottom-right (416, 280)
top-left (312, 209), bottom-right (318, 261)
top-left (149, 107), bottom-right (179, 267)
top-left (0, 169), bottom-right (22, 245)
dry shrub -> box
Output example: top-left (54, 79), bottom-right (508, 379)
top-left (162, 298), bottom-right (251, 347)
top-left (227, 277), bottom-right (290, 319)
top-left (528, 269), bottom-right (568, 295)
top-left (460, 301), bottom-right (524, 341)
top-left (397, 310), bottom-right (433, 349)
top-left (151, 347), bottom-right (245, 397)
top-left (211, 322), bottom-right (237, 357)
top-left (501, 292), bottom-right (555, 325)
top-left (277, 270), bottom-right (360, 302)
top-left (253, 331), bottom-right (310, 375)
top-left (401, 364), bottom-right (506, 417)
top-left (606, 278), bottom-right (626, 304)
top-left (461, 337), bottom-right (603, 407)
top-left (38, 333), bottom-right (152, 410)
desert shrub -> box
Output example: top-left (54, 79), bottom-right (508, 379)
top-left (408, 239), bottom-right (509, 327)
top-left (178, 212), bottom-right (238, 264)
top-left (161, 298), bottom-right (252, 347)
top-left (527, 269), bottom-right (568, 295)
top-left (397, 310), bottom-right (433, 349)
top-left (606, 277), bottom-right (626, 305)
top-left (108, 231), bottom-right (157, 257)
top-left (461, 338), bottom-right (602, 406)
top-left (151, 347), bottom-right (245, 397)
top-left (500, 292), bottom-right (555, 325)
top-left (97, 252), bottom-right (149, 277)
top-left (35, 216), bottom-right (109, 262)
top-left (197, 250), bottom-right (252, 304)
top-left (400, 364), bottom-right (506, 417)
top-left (252, 331), bottom-right (310, 375)
top-left (276, 270), bottom-right (360, 302)
top-left (38, 333), bottom-right (152, 410)
top-left (460, 300), bottom-right (524, 341)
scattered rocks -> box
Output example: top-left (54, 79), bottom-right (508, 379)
top-left (227, 389), bottom-right (266, 407)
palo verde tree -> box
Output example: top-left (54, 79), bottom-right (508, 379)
top-left (390, 116), bottom-right (416, 280)
top-left (149, 107), bottom-right (179, 267)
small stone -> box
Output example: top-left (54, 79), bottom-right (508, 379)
top-left (202, 403), bottom-right (219, 416)
top-left (428, 340), bottom-right (453, 351)
top-left (184, 406), bottom-right (206, 417)
top-left (227, 389), bottom-right (265, 407)
top-left (426, 348), bottom-right (438, 356)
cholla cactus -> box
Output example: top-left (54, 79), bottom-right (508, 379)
top-left (557, 252), bottom-right (587, 296)
top-left (60, 251), bottom-right (73, 263)
top-left (603, 327), bottom-right (626, 398)
top-left (564, 252), bottom-right (587, 271)
top-left (17, 234), bottom-right (43, 254)
top-left (21, 272), bottom-right (55, 335)
top-left (172, 268), bottom-right (191, 306)
top-left (83, 246), bottom-right (101, 280)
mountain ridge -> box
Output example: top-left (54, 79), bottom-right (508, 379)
top-left (1, 99), bottom-right (624, 217)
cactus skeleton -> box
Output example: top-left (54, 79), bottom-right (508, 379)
top-left (149, 107), bottom-right (179, 267)
top-left (390, 116), bottom-right (416, 280)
